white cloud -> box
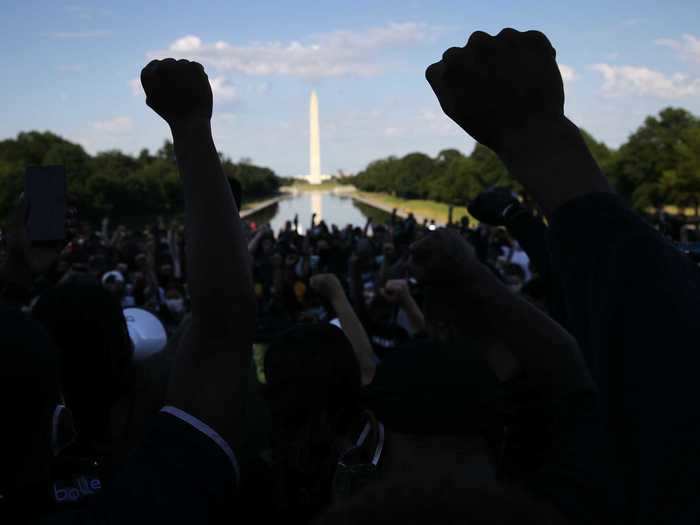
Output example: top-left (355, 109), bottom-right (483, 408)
top-left (558, 64), bottom-right (577, 83)
top-left (147, 22), bottom-right (433, 78)
top-left (383, 127), bottom-right (403, 138)
top-left (419, 109), bottom-right (463, 137)
top-left (590, 63), bottom-right (700, 99)
top-left (171, 35), bottom-right (202, 52)
top-left (130, 77), bottom-right (143, 97)
top-left (91, 116), bottom-right (133, 134)
top-left (656, 34), bottom-right (700, 64)
top-left (210, 76), bottom-right (238, 102)
top-left (50, 30), bottom-right (111, 39)
top-left (212, 112), bottom-right (237, 140)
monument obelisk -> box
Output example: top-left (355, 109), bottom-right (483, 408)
top-left (308, 90), bottom-right (322, 185)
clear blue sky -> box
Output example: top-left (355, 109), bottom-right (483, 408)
top-left (1, 0), bottom-right (699, 176)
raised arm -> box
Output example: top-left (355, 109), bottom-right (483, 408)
top-left (380, 279), bottom-right (426, 336)
top-left (425, 29), bottom-right (611, 220)
top-left (101, 216), bottom-right (110, 244)
top-left (410, 228), bottom-right (591, 393)
top-left (247, 226), bottom-right (268, 256)
top-left (468, 187), bottom-right (552, 279)
top-left (141, 58), bottom-right (256, 449)
top-left (311, 273), bottom-right (377, 386)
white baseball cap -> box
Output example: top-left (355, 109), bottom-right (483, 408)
top-left (123, 307), bottom-right (167, 360)
top-left (102, 270), bottom-right (125, 285)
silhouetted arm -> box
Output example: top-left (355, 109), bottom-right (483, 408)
top-left (311, 273), bottom-right (377, 386)
top-left (141, 58), bottom-right (255, 452)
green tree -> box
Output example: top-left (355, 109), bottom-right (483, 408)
top-left (0, 131), bottom-right (281, 222)
top-left (469, 143), bottom-right (518, 191)
top-left (661, 126), bottom-right (700, 214)
top-left (156, 140), bottom-right (177, 164)
top-left (580, 128), bottom-right (615, 176)
top-left (609, 107), bottom-right (699, 209)
top-left (395, 153), bottom-right (434, 199)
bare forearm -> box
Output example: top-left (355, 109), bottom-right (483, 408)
top-left (171, 121), bottom-right (254, 335)
top-left (500, 116), bottom-right (612, 219)
top-left (399, 295), bottom-right (426, 334)
top-left (247, 231), bottom-right (264, 255)
top-left (462, 265), bottom-right (592, 393)
top-left (331, 292), bottom-right (377, 385)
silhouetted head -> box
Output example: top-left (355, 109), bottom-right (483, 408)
top-left (32, 280), bottom-right (134, 446)
top-left (263, 323), bottom-right (364, 521)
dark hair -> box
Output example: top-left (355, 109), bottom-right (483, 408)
top-left (263, 322), bottom-right (363, 522)
top-left (31, 280), bottom-right (134, 444)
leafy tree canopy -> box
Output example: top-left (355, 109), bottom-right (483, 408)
top-left (350, 107), bottom-right (700, 213)
top-left (0, 133), bottom-right (281, 222)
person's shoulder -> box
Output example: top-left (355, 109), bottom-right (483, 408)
top-left (1, 302), bottom-right (53, 344)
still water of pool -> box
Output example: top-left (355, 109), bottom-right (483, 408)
top-left (246, 192), bottom-right (391, 233)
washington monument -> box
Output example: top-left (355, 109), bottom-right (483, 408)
top-left (308, 90), bottom-right (323, 185)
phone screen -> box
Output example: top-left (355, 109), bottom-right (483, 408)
top-left (25, 166), bottom-right (66, 242)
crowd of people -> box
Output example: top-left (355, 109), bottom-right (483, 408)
top-left (1, 28), bottom-right (699, 524)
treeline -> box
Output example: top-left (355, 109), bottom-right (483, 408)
top-left (347, 107), bottom-right (700, 213)
top-left (0, 131), bottom-right (281, 222)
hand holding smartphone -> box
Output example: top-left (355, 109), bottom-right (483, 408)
top-left (24, 166), bottom-right (66, 242)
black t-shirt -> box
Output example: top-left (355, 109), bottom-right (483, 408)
top-left (361, 338), bottom-right (502, 439)
top-left (0, 454), bottom-right (106, 523)
top-left (497, 374), bottom-right (613, 524)
top-left (548, 192), bottom-right (700, 523)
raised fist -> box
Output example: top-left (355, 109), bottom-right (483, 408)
top-left (467, 187), bottom-right (520, 226)
top-left (310, 273), bottom-right (343, 301)
top-left (380, 279), bottom-right (410, 305)
top-left (425, 28), bottom-right (564, 154)
top-left (409, 228), bottom-right (480, 287)
top-left (140, 58), bottom-right (213, 127)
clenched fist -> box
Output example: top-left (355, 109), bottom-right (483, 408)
top-left (380, 279), bottom-right (411, 305)
top-left (409, 228), bottom-right (481, 288)
top-left (140, 58), bottom-right (213, 127)
top-left (426, 28), bottom-right (564, 155)
top-left (467, 187), bottom-right (520, 226)
top-left (310, 273), bottom-right (344, 302)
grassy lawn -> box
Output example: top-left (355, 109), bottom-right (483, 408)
top-left (281, 181), bottom-right (349, 192)
top-left (241, 193), bottom-right (286, 211)
top-left (648, 205), bottom-right (699, 216)
top-left (355, 191), bottom-right (477, 225)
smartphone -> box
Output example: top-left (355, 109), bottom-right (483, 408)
top-left (25, 166), bottom-right (66, 242)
